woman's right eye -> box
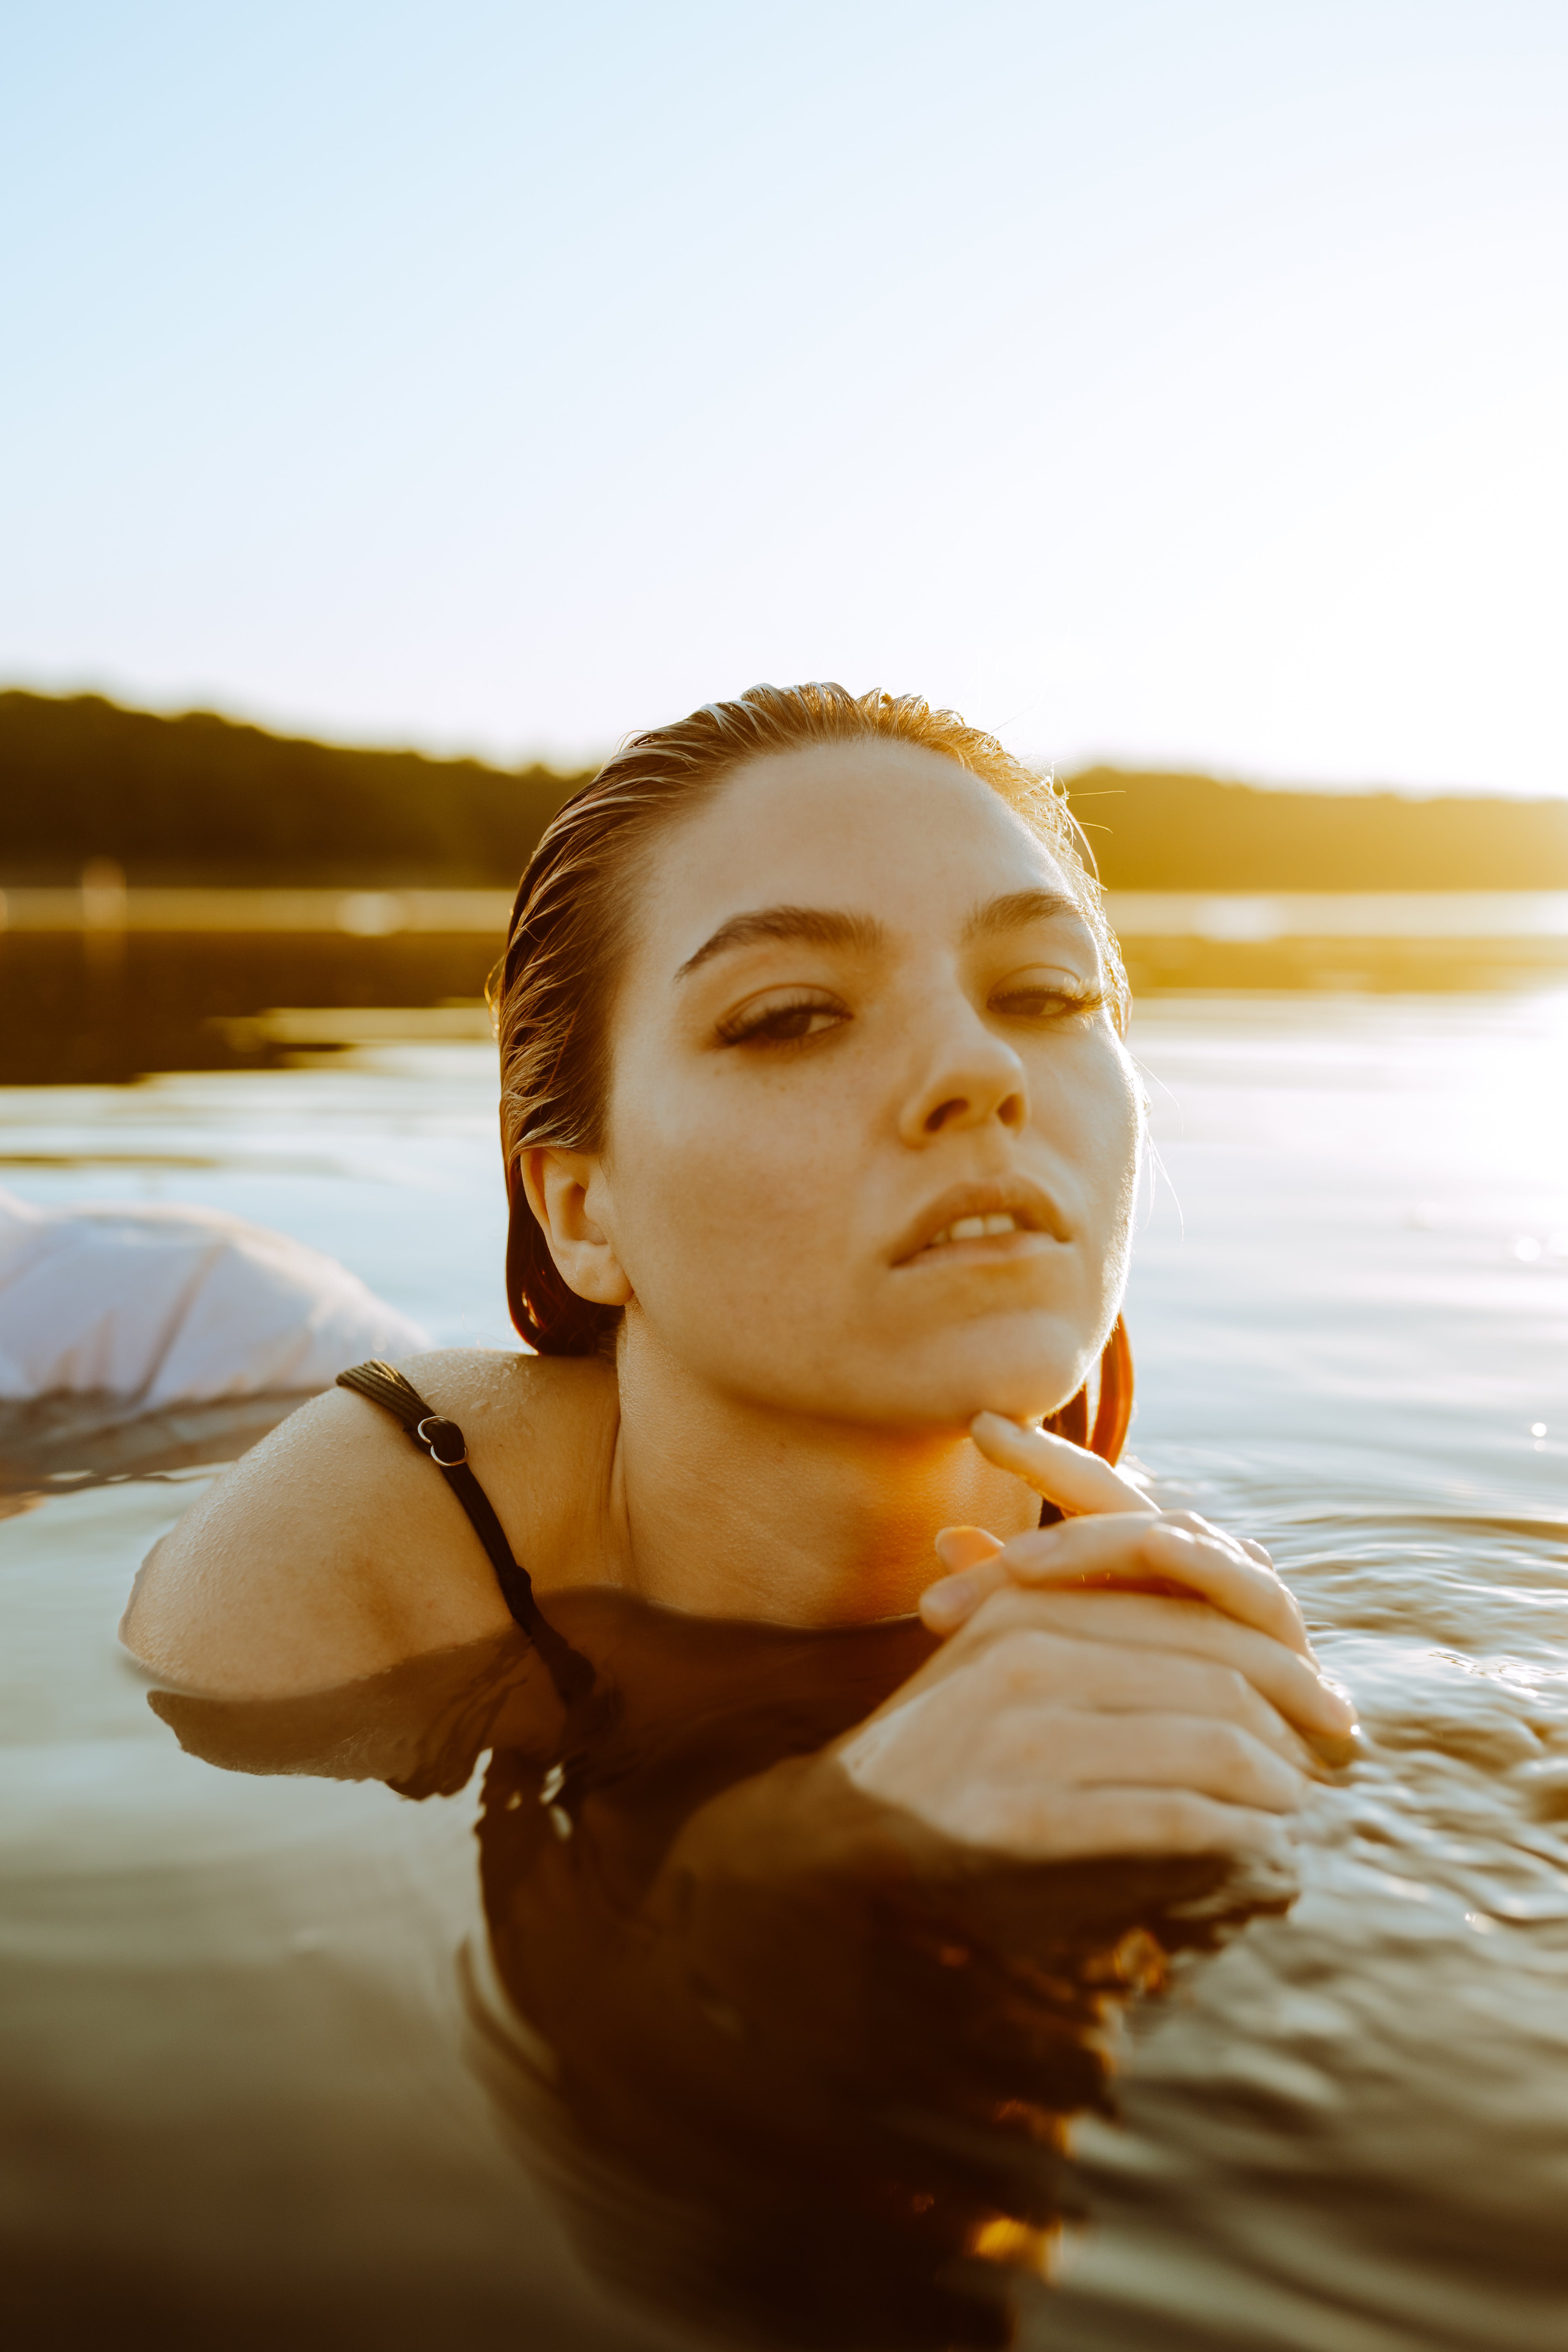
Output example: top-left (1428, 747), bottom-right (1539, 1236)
top-left (717, 995), bottom-right (848, 1047)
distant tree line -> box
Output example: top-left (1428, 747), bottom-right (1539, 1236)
top-left (1066, 766), bottom-right (1568, 890)
top-left (0, 692), bottom-right (591, 886)
top-left (3, 691), bottom-right (1565, 890)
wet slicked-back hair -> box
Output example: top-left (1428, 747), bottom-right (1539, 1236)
top-left (492, 682), bottom-right (1127, 1357)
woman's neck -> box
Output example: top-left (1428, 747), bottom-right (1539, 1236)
top-left (606, 1324), bottom-right (1041, 1625)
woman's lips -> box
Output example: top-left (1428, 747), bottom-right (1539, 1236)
top-left (904, 1219), bottom-right (1058, 1270)
top-left (929, 1211), bottom-right (1024, 1246)
top-left (890, 1180), bottom-right (1069, 1267)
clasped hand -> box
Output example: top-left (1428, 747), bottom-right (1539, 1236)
top-left (836, 1413), bottom-right (1358, 1861)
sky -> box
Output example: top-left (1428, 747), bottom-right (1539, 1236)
top-left (3, 1), bottom-right (1566, 790)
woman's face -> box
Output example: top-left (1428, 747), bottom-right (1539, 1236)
top-left (588, 740), bottom-right (1142, 1429)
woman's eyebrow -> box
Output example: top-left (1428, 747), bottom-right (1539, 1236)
top-left (675, 905), bottom-right (887, 981)
top-left (962, 887), bottom-right (1086, 942)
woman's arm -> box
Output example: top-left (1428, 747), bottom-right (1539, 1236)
top-left (120, 1349), bottom-right (606, 1699)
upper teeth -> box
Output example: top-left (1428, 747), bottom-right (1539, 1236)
top-left (931, 1213), bottom-right (1020, 1246)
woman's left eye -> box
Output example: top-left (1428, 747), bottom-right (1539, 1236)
top-left (991, 973), bottom-right (1102, 1020)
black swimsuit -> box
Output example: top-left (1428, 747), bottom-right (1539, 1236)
top-left (338, 1321), bottom-right (1135, 1704)
top-left (335, 1359), bottom-right (594, 1706)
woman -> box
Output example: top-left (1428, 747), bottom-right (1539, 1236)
top-left (124, 682), bottom-right (1356, 1858)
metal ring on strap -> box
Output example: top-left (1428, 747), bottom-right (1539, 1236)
top-left (415, 1414), bottom-right (469, 1469)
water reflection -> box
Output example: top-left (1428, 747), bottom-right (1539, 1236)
top-left (8, 894), bottom-right (1568, 1084)
top-left (0, 929), bottom-right (501, 1084)
top-left (152, 1595), bottom-right (1288, 2348)
top-left (0, 1391), bottom-right (303, 1512)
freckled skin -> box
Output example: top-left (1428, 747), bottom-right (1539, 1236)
top-left (591, 743), bottom-right (1142, 1433)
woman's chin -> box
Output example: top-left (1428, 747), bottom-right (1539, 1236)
top-left (960, 1376), bottom-right (1083, 1428)
top-left (699, 1312), bottom-right (1100, 1434)
top-left (902, 1332), bottom-right (1095, 1433)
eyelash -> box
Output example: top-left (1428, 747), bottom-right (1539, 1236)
top-left (716, 978), bottom-right (1104, 1048)
top-left (993, 979), bottom-right (1106, 1020)
top-left (717, 992), bottom-right (846, 1047)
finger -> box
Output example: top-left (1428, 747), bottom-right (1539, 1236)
top-left (998, 1515), bottom-right (1312, 1659)
top-left (958, 1784), bottom-right (1291, 1863)
top-left (933, 1525), bottom-right (1005, 1574)
top-left (995, 1708), bottom-right (1307, 1813)
top-left (970, 1412), bottom-right (1156, 1517)
top-left (839, 1686), bottom-right (1305, 1856)
top-left (1162, 1511), bottom-right (1274, 1571)
top-left (975, 1631), bottom-right (1321, 1772)
top-left (922, 1533), bottom-right (1187, 1638)
top-left (924, 1527), bottom-right (1011, 1634)
top-left (925, 1511), bottom-right (1290, 1642)
top-left (957, 1584), bottom-right (1358, 1747)
top-left (922, 1556), bottom-right (1011, 1633)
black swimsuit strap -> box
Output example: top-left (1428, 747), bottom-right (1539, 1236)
top-left (335, 1360), bottom-right (594, 1708)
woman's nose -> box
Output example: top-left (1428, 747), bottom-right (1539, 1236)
top-left (896, 1004), bottom-right (1030, 1145)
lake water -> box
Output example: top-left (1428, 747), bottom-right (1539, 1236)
top-left (7, 889), bottom-right (1568, 1082)
top-left (3, 991), bottom-right (1567, 2348)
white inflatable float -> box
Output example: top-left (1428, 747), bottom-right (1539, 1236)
top-left (0, 1188), bottom-right (430, 1405)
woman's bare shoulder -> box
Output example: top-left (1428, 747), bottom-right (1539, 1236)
top-left (121, 1347), bottom-right (620, 1699)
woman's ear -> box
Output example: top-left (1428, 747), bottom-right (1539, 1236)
top-left (518, 1147), bottom-right (634, 1307)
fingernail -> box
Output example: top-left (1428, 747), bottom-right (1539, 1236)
top-left (1316, 1677), bottom-right (1358, 1731)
